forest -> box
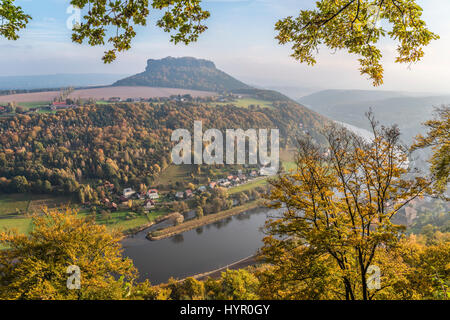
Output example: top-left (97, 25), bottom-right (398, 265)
top-left (0, 98), bottom-right (325, 201)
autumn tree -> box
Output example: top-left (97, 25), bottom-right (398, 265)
top-left (214, 269), bottom-right (260, 300)
top-left (166, 277), bottom-right (205, 300)
top-left (0, 0), bottom-right (31, 40)
top-left (412, 106), bottom-right (449, 195)
top-left (161, 269), bottom-right (260, 300)
top-left (394, 233), bottom-right (450, 300)
top-left (69, 0), bottom-right (211, 63)
top-left (260, 114), bottom-right (431, 300)
top-left (275, 0), bottom-right (438, 86)
top-left (0, 208), bottom-right (138, 300)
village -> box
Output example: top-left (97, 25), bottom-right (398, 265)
top-left (95, 166), bottom-right (269, 218)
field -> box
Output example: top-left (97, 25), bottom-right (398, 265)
top-left (0, 194), bottom-right (75, 237)
top-left (0, 86), bottom-right (215, 103)
top-left (0, 217), bottom-right (33, 235)
top-left (0, 194), bottom-right (73, 215)
top-left (228, 178), bottom-right (268, 195)
top-left (153, 165), bottom-right (193, 187)
top-left (211, 97), bottom-right (273, 109)
top-left (96, 209), bottom-right (168, 232)
top-left (15, 101), bottom-right (50, 109)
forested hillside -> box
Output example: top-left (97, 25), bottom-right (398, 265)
top-left (0, 99), bottom-right (325, 199)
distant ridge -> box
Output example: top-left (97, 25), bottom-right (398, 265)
top-left (298, 89), bottom-right (406, 107)
top-left (0, 73), bottom-right (128, 91)
top-left (298, 89), bottom-right (450, 144)
top-left (113, 57), bottom-right (253, 92)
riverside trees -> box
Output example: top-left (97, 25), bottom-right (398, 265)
top-left (260, 115), bottom-right (432, 300)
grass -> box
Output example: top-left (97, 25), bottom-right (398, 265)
top-left (96, 101), bottom-right (110, 105)
top-left (96, 209), bottom-right (168, 232)
top-left (154, 165), bottom-right (193, 187)
top-left (155, 164), bottom-right (263, 191)
top-left (0, 194), bottom-right (76, 244)
top-left (228, 178), bottom-right (268, 195)
top-left (0, 205), bottom-right (169, 240)
top-left (283, 161), bottom-right (297, 172)
top-left (227, 161), bottom-right (297, 195)
top-left (0, 194), bottom-right (73, 216)
top-left (99, 211), bottom-right (151, 231)
top-left (0, 195), bottom-right (30, 215)
top-left (0, 217), bottom-right (33, 234)
top-left (212, 98), bottom-right (273, 109)
top-left (17, 101), bottom-right (50, 109)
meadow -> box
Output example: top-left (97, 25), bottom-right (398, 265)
top-left (211, 97), bottom-right (274, 109)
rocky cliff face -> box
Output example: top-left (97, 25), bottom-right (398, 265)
top-left (113, 56), bottom-right (252, 92)
top-left (144, 57), bottom-right (216, 71)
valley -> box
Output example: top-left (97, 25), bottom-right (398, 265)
top-left (0, 57), bottom-right (448, 301)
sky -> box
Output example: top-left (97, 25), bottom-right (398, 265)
top-left (1, 0), bottom-right (449, 94)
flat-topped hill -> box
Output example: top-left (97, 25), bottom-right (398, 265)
top-left (113, 57), bottom-right (253, 92)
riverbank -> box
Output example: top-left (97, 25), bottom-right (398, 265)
top-left (191, 255), bottom-right (259, 281)
top-left (147, 199), bottom-right (265, 241)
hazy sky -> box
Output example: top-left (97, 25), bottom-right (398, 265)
top-left (1, 0), bottom-right (449, 93)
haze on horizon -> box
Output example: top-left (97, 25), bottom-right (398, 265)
top-left (1, 0), bottom-right (449, 95)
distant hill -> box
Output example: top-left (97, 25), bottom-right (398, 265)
top-left (261, 85), bottom-right (322, 101)
top-left (299, 89), bottom-right (407, 107)
top-left (113, 57), bottom-right (253, 92)
top-left (299, 90), bottom-right (450, 144)
top-left (0, 73), bottom-right (128, 91)
top-left (299, 89), bottom-right (450, 170)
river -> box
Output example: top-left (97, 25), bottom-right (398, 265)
top-left (122, 207), bottom-right (278, 284)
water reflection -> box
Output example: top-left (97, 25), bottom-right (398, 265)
top-left (171, 234), bottom-right (184, 244)
top-left (122, 207), bottom-right (278, 284)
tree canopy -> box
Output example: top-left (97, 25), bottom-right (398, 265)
top-left (412, 106), bottom-right (450, 195)
top-left (0, 208), bottom-right (137, 299)
top-left (261, 115), bottom-right (432, 299)
top-left (275, 0), bottom-right (439, 86)
top-left (0, 0), bottom-right (31, 40)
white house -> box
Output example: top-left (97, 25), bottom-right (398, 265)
top-left (147, 189), bottom-right (160, 200)
top-left (175, 191), bottom-right (185, 199)
top-left (123, 188), bottom-right (136, 198)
